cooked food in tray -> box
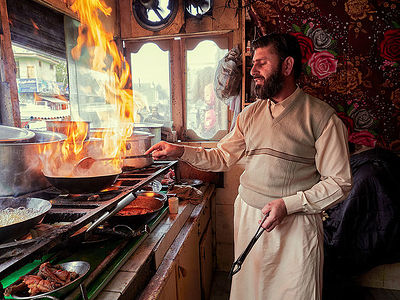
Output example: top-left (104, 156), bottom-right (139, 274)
top-left (5, 262), bottom-right (79, 297)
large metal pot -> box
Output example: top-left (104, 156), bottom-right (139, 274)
top-left (90, 129), bottom-right (154, 168)
top-left (133, 123), bottom-right (162, 145)
top-left (0, 131), bottom-right (65, 196)
top-left (123, 131), bottom-right (154, 168)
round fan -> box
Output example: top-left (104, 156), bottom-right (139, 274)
top-left (132, 0), bottom-right (179, 31)
top-left (185, 0), bottom-right (213, 18)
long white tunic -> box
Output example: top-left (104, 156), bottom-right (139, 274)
top-left (180, 88), bottom-right (352, 300)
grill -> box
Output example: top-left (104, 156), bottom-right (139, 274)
top-left (0, 160), bottom-right (177, 279)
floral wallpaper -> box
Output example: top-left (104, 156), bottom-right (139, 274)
top-left (244, 0), bottom-right (400, 151)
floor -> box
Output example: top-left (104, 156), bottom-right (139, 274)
top-left (209, 271), bottom-right (231, 300)
top-left (208, 271), bottom-right (400, 300)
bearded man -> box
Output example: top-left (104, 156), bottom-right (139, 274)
top-left (146, 33), bottom-right (352, 300)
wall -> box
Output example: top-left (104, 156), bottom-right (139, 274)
top-left (245, 0), bottom-right (400, 152)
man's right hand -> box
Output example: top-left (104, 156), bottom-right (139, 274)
top-left (145, 141), bottom-right (184, 160)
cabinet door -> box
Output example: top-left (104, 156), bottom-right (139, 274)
top-left (158, 263), bottom-right (178, 300)
top-left (200, 220), bottom-right (213, 300)
top-left (176, 229), bottom-right (201, 300)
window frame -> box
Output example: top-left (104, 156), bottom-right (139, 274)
top-left (124, 31), bottom-right (233, 141)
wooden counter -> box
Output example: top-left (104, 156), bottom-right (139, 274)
top-left (95, 184), bottom-right (215, 300)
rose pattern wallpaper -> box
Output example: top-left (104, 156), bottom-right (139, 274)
top-left (244, 0), bottom-right (400, 151)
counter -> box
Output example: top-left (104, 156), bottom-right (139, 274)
top-left (92, 183), bottom-right (215, 300)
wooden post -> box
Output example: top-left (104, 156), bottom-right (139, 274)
top-left (0, 0), bottom-right (20, 127)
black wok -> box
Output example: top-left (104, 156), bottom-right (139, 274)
top-left (44, 173), bottom-right (120, 194)
top-left (110, 192), bottom-right (166, 225)
top-left (0, 197), bottom-right (52, 243)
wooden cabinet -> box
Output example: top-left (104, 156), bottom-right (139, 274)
top-left (144, 185), bottom-right (215, 300)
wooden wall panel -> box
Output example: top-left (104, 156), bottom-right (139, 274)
top-left (119, 0), bottom-right (239, 39)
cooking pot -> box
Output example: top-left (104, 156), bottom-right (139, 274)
top-left (0, 197), bottom-right (52, 243)
top-left (43, 172), bottom-right (120, 194)
top-left (133, 123), bottom-right (162, 145)
top-left (0, 131), bottom-right (65, 196)
top-left (110, 191), bottom-right (166, 225)
top-left (124, 131), bottom-right (154, 168)
top-left (89, 129), bottom-right (154, 168)
top-left (46, 120), bottom-right (90, 141)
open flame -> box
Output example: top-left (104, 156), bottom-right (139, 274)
top-left (40, 0), bottom-right (141, 177)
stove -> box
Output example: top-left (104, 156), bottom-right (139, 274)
top-left (0, 160), bottom-right (177, 279)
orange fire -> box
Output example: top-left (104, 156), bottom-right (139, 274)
top-left (40, 0), bottom-right (140, 177)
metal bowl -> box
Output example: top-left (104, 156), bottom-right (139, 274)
top-left (10, 261), bottom-right (90, 300)
top-left (0, 197), bottom-right (52, 243)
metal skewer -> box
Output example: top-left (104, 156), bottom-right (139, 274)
top-left (229, 211), bottom-right (270, 277)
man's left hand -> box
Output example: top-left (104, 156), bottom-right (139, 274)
top-left (260, 199), bottom-right (288, 232)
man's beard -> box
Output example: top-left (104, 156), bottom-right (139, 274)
top-left (254, 65), bottom-right (284, 100)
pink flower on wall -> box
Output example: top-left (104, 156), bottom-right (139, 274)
top-left (289, 32), bottom-right (314, 64)
top-left (379, 28), bottom-right (400, 62)
top-left (349, 130), bottom-right (377, 147)
top-left (308, 51), bottom-right (338, 79)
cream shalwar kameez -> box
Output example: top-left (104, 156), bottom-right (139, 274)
top-left (180, 88), bottom-right (352, 300)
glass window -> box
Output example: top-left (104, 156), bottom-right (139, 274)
top-left (12, 44), bottom-right (70, 129)
top-left (130, 43), bottom-right (171, 126)
top-left (186, 40), bottom-right (228, 140)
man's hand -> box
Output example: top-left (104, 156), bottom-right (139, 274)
top-left (260, 198), bottom-right (288, 232)
top-left (145, 141), bottom-right (184, 160)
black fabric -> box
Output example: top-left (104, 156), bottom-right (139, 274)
top-left (323, 148), bottom-right (400, 278)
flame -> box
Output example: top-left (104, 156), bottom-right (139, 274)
top-left (30, 19), bottom-right (39, 30)
top-left (40, 0), bottom-right (143, 177)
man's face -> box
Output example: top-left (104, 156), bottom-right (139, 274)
top-left (250, 45), bottom-right (284, 100)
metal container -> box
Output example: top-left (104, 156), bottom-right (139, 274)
top-left (133, 123), bottom-right (162, 145)
top-left (46, 120), bottom-right (90, 141)
top-left (89, 128), bottom-right (154, 168)
top-left (0, 131), bottom-right (65, 196)
top-left (124, 131), bottom-right (154, 168)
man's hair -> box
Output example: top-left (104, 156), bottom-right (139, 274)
top-left (252, 33), bottom-right (302, 80)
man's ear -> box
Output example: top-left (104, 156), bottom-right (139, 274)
top-left (282, 56), bottom-right (294, 76)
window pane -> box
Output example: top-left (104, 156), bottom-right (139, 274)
top-left (130, 43), bottom-right (171, 126)
top-left (186, 40), bottom-right (228, 140)
top-left (12, 44), bottom-right (70, 130)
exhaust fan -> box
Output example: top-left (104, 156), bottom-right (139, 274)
top-left (132, 0), bottom-right (178, 31)
top-left (185, 0), bottom-right (213, 18)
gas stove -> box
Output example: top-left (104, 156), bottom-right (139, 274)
top-left (0, 160), bottom-right (177, 279)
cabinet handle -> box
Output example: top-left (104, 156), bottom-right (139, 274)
top-left (178, 265), bottom-right (187, 278)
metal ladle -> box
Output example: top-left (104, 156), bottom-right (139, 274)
top-left (73, 154), bottom-right (152, 174)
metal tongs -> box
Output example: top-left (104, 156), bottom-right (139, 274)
top-left (229, 212), bottom-right (270, 277)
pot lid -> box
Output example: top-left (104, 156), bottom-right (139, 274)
top-left (0, 125), bottom-right (35, 143)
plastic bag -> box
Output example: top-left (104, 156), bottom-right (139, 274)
top-left (214, 46), bottom-right (242, 105)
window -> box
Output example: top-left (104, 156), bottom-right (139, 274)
top-left (186, 40), bottom-right (228, 140)
top-left (27, 66), bottom-right (35, 78)
top-left (12, 44), bottom-right (70, 129)
top-left (130, 43), bottom-right (171, 126)
top-left (126, 34), bottom-right (232, 141)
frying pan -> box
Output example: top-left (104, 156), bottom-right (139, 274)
top-left (0, 197), bottom-right (51, 243)
top-left (110, 191), bottom-right (167, 225)
top-left (44, 173), bottom-right (120, 194)
top-left (9, 260), bottom-right (90, 300)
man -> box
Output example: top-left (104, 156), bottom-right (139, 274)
top-left (145, 33), bottom-right (352, 300)
top-left (144, 106), bottom-right (164, 124)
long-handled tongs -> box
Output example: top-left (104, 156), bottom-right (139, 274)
top-left (229, 212), bottom-right (270, 277)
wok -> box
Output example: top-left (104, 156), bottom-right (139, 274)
top-left (44, 173), bottom-right (120, 194)
top-left (9, 260), bottom-right (90, 300)
top-left (110, 191), bottom-right (167, 225)
top-left (0, 197), bottom-right (51, 243)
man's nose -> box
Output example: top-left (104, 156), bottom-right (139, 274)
top-left (250, 65), bottom-right (257, 77)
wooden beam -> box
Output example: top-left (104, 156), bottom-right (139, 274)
top-left (0, 0), bottom-right (20, 126)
